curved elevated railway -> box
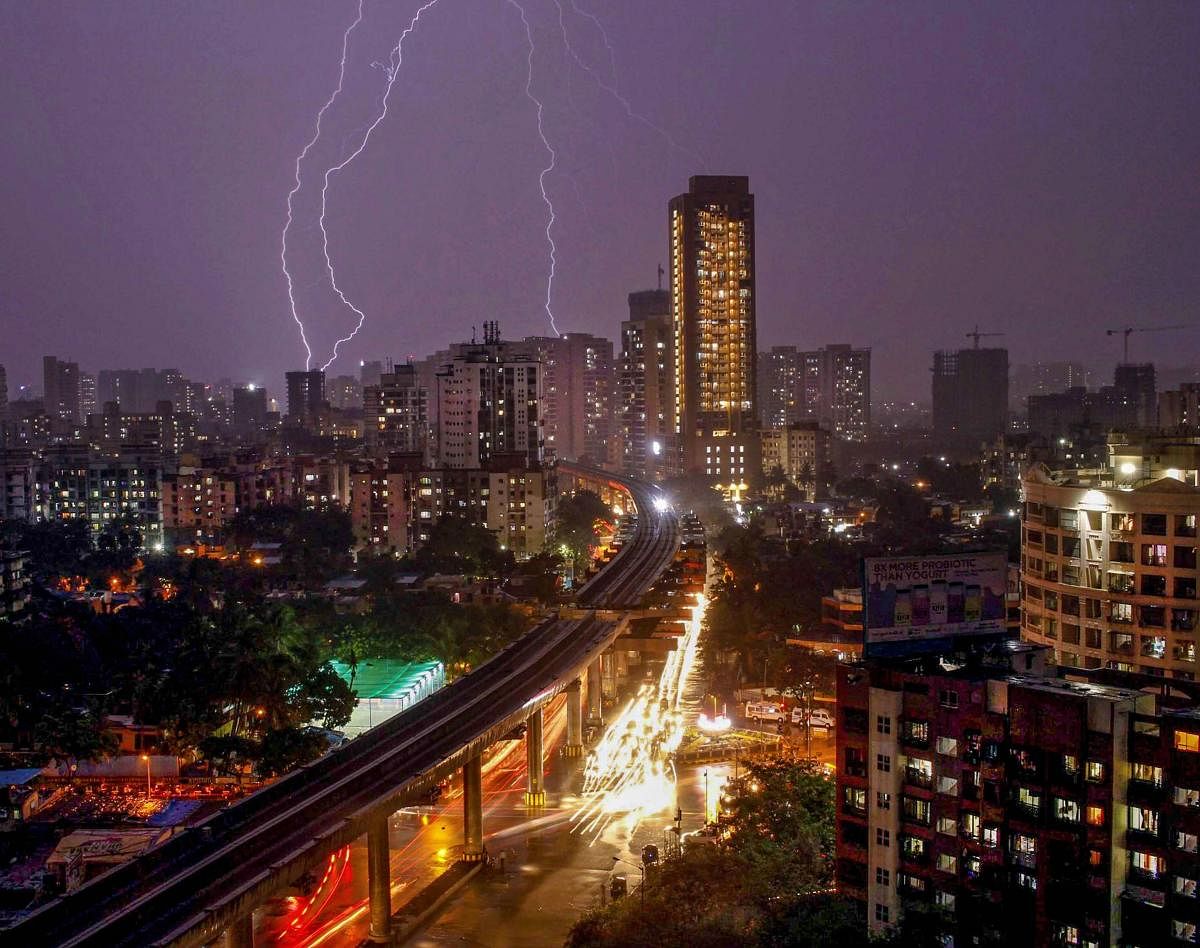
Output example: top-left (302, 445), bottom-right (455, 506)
top-left (8, 467), bottom-right (676, 948)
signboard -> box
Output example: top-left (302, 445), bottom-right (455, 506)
top-left (863, 552), bottom-right (1008, 657)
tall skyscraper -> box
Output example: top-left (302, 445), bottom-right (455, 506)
top-left (433, 323), bottom-right (542, 470)
top-left (521, 333), bottom-right (615, 464)
top-left (620, 289), bottom-right (674, 481)
top-left (758, 345), bottom-right (804, 429)
top-left (932, 346), bottom-right (1008, 441)
top-left (670, 175), bottom-right (758, 488)
top-left (801, 344), bottom-right (872, 441)
top-left (285, 370), bottom-right (327, 424)
top-left (43, 356), bottom-right (81, 422)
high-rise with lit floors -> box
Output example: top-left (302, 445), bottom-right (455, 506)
top-left (364, 363), bottom-right (429, 458)
top-left (285, 370), bottom-right (326, 426)
top-left (521, 333), bottom-right (615, 464)
top-left (670, 175), bottom-right (758, 490)
top-left (620, 289), bottom-right (674, 481)
top-left (433, 323), bottom-right (542, 470)
top-left (758, 345), bottom-right (805, 429)
top-left (43, 356), bottom-right (81, 422)
top-left (802, 344), bottom-right (872, 442)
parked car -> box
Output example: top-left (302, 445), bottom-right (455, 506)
top-left (744, 701), bottom-right (787, 723)
top-left (791, 707), bottom-right (835, 730)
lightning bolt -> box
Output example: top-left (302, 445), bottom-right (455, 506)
top-left (555, 0), bottom-right (706, 168)
top-left (508, 0), bottom-right (561, 338)
top-left (319, 1), bottom-right (444, 371)
top-left (281, 0), bottom-right (365, 370)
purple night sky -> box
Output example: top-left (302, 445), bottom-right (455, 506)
top-left (2, 1), bottom-right (1198, 399)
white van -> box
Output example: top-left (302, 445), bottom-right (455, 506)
top-left (745, 701), bottom-right (787, 723)
top-left (792, 707), bottom-right (835, 730)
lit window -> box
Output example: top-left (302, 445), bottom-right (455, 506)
top-left (1176, 731), bottom-right (1200, 753)
top-left (1086, 805), bottom-right (1104, 827)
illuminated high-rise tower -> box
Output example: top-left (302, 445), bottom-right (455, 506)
top-left (669, 176), bottom-right (758, 490)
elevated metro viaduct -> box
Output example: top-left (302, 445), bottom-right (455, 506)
top-left (10, 468), bottom-right (677, 948)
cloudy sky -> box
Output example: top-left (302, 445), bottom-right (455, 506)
top-left (2, 0), bottom-right (1197, 399)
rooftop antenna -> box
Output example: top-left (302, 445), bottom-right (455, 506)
top-left (657, 263), bottom-right (664, 291)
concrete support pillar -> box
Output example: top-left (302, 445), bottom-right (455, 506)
top-left (524, 708), bottom-right (546, 806)
top-left (615, 649), bottom-right (629, 679)
top-left (586, 658), bottom-right (603, 725)
top-left (222, 913), bottom-right (254, 948)
top-left (462, 754), bottom-right (485, 862)
top-left (367, 815), bottom-right (392, 943)
top-left (564, 678), bottom-right (584, 757)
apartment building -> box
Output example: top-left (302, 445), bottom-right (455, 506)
top-left (1021, 436), bottom-right (1200, 678)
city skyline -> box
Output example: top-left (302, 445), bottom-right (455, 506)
top-left (3, 2), bottom-right (1199, 399)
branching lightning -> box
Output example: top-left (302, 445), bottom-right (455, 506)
top-left (554, 0), bottom-right (706, 168)
top-left (285, 0), bottom-right (684, 360)
top-left (281, 0), bottom-right (365, 370)
top-left (319, 0), bottom-right (445, 371)
top-left (508, 0), bottom-right (562, 338)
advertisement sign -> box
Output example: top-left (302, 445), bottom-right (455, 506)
top-left (863, 552), bottom-right (1007, 656)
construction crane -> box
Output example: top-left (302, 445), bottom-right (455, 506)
top-left (1105, 324), bottom-right (1189, 363)
top-left (965, 325), bottom-right (1005, 348)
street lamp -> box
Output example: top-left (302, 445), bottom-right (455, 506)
top-left (140, 754), bottom-right (151, 799)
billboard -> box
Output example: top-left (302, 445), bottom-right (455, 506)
top-left (863, 552), bottom-right (1007, 656)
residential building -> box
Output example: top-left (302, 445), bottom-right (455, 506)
top-left (803, 345), bottom-right (872, 442)
top-left (1160, 383), bottom-right (1200, 431)
top-left (522, 333), bottom-right (615, 464)
top-left (88, 401), bottom-right (197, 458)
top-left (285, 370), bottom-right (327, 426)
top-left (432, 324), bottom-right (542, 470)
top-left (0, 551), bottom-right (31, 620)
top-left (619, 290), bottom-right (674, 481)
top-left (33, 445), bottom-right (164, 543)
top-left (43, 356), bottom-right (81, 422)
top-left (836, 642), bottom-right (1145, 946)
top-left (1114, 363), bottom-right (1157, 429)
top-left (364, 364), bottom-right (429, 458)
top-left (1020, 436), bottom-right (1200, 678)
top-left (669, 175), bottom-right (758, 489)
top-left (161, 463), bottom-right (238, 546)
top-left (1010, 361), bottom-right (1089, 411)
top-left (758, 345), bottom-right (804, 429)
top-left (231, 385), bottom-right (270, 439)
top-left (326, 375), bottom-right (363, 411)
top-left (759, 421), bottom-right (832, 500)
top-left (78, 373), bottom-right (96, 420)
top-left (350, 456), bottom-right (551, 559)
top-left (932, 347), bottom-right (1009, 442)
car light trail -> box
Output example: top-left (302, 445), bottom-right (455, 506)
top-left (571, 593), bottom-right (706, 841)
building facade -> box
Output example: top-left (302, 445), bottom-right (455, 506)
top-left (836, 645), bottom-right (1150, 947)
top-left (670, 175), bottom-right (758, 487)
top-left (1020, 441), bottom-right (1200, 678)
top-left (758, 345), bottom-right (804, 429)
top-left (802, 344), bottom-right (872, 442)
top-left (619, 290), bottom-right (674, 482)
top-left (364, 364), bottom-right (429, 458)
top-left (932, 347), bottom-right (1009, 443)
top-left (759, 421), bottom-right (832, 500)
top-left (285, 370), bottom-right (327, 426)
top-left (432, 331), bottom-right (542, 470)
top-left (43, 356), bottom-right (81, 423)
top-left (522, 332), bottom-right (615, 464)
